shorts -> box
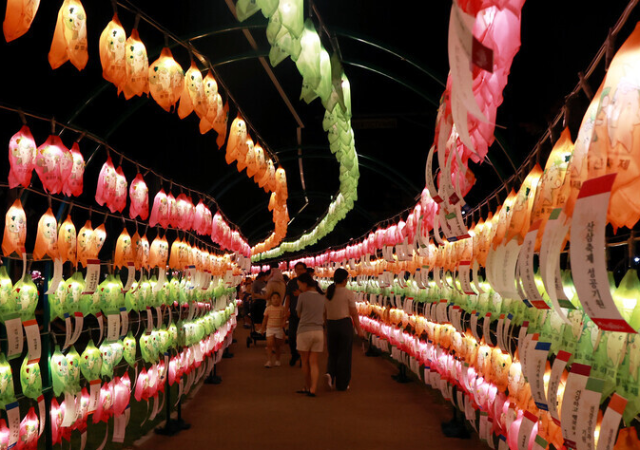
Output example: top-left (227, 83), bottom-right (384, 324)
top-left (266, 328), bottom-right (285, 339)
top-left (297, 330), bottom-right (324, 352)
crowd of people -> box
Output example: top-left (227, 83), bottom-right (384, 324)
top-left (238, 262), bottom-right (364, 397)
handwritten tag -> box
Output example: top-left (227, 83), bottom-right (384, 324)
top-left (517, 411), bottom-right (537, 450)
top-left (155, 307), bottom-right (163, 329)
top-left (458, 261), bottom-right (476, 295)
top-left (106, 314), bottom-right (120, 342)
top-left (62, 314), bottom-right (73, 350)
top-left (82, 260), bottom-right (101, 295)
top-left (483, 313), bottom-right (493, 345)
top-left (61, 392), bottom-right (76, 427)
top-left (5, 315), bottom-right (23, 359)
top-left (96, 312), bottom-right (104, 345)
top-left (540, 208), bottom-right (572, 323)
top-left (518, 221), bottom-right (547, 308)
top-left (88, 380), bottom-right (101, 412)
top-left (548, 350), bottom-right (571, 425)
top-left (23, 319), bottom-right (41, 363)
top-left (69, 312), bottom-right (84, 347)
top-left (7, 401), bottom-right (20, 448)
top-left (146, 308), bottom-right (153, 333)
top-left (561, 364), bottom-right (591, 448)
top-left (122, 262), bottom-right (135, 293)
top-left (570, 175), bottom-right (634, 332)
top-left (527, 341), bottom-right (551, 411)
top-left (45, 259), bottom-right (64, 294)
top-left (473, 261), bottom-right (485, 294)
top-left (37, 395), bottom-right (45, 436)
top-left (597, 394), bottom-right (627, 450)
top-left (120, 308), bottom-right (128, 337)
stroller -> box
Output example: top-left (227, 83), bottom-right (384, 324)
top-left (246, 297), bottom-right (267, 347)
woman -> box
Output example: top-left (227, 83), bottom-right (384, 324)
top-left (265, 262), bottom-right (286, 300)
top-left (325, 268), bottom-right (363, 391)
top-left (295, 273), bottom-right (325, 397)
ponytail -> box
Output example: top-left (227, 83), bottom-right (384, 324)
top-left (326, 283), bottom-right (337, 301)
top-left (327, 268), bottom-right (349, 301)
top-left (297, 273), bottom-right (324, 295)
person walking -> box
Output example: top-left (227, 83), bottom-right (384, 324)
top-left (265, 262), bottom-right (286, 300)
top-left (294, 273), bottom-right (325, 397)
top-left (324, 268), bottom-right (363, 391)
top-left (283, 262), bottom-right (307, 366)
top-left (260, 292), bottom-right (287, 367)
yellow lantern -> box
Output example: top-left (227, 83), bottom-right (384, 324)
top-left (122, 29), bottom-right (149, 100)
top-left (48, 0), bottom-right (88, 71)
top-left (99, 14), bottom-right (126, 89)
top-left (3, 0), bottom-right (40, 42)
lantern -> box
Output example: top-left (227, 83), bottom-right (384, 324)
top-left (178, 61), bottom-right (206, 119)
top-left (149, 189), bottom-right (170, 228)
top-left (0, 354), bottom-right (16, 410)
top-left (33, 208), bottom-right (59, 261)
top-left (99, 14), bottom-right (126, 89)
top-left (79, 340), bottom-right (102, 381)
top-left (48, 0), bottom-right (88, 71)
top-left (95, 156), bottom-right (116, 208)
top-left (7, 125), bottom-right (37, 189)
top-left (110, 166), bottom-right (128, 213)
top-left (114, 227), bottom-right (134, 269)
top-left (149, 47), bottom-right (184, 112)
top-left (20, 358), bottom-right (41, 400)
top-left (35, 135), bottom-right (71, 195)
top-left (57, 215), bottom-right (77, 265)
top-left (17, 408), bottom-right (38, 450)
top-left (122, 28), bottom-right (149, 99)
top-left (62, 142), bottom-right (84, 197)
top-left (3, 0), bottom-right (41, 42)
top-left (129, 172), bottom-right (149, 220)
top-left (198, 73), bottom-right (218, 134)
top-left (2, 199), bottom-right (26, 257)
top-left (214, 100), bottom-right (230, 148)
top-left (225, 115), bottom-right (247, 165)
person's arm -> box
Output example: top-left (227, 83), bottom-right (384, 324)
top-left (260, 308), bottom-right (269, 333)
top-left (350, 307), bottom-right (363, 337)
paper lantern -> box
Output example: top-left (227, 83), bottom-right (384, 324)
top-left (123, 332), bottom-right (136, 367)
top-left (225, 115), bottom-right (247, 165)
top-left (99, 342), bottom-right (116, 379)
top-left (51, 347), bottom-right (69, 397)
top-left (113, 374), bottom-right (130, 417)
top-left (114, 227), bottom-right (133, 269)
top-left (50, 398), bottom-right (63, 445)
top-left (66, 346), bottom-right (81, 394)
top-left (278, 0), bottom-right (304, 38)
top-left (57, 215), bottom-right (77, 265)
top-left (17, 407), bottom-right (38, 450)
top-left (149, 189), bottom-right (169, 228)
top-left (33, 208), bottom-right (59, 261)
top-left (0, 354), bottom-right (16, 410)
top-left (93, 381), bottom-right (113, 424)
top-left (258, 158), bottom-right (275, 191)
top-left (95, 156), bottom-right (116, 207)
top-left (3, 0), bottom-right (41, 42)
top-left (7, 125), bottom-right (37, 189)
top-left (148, 234), bottom-right (168, 269)
top-left (296, 20), bottom-right (322, 103)
top-left (122, 28), bottom-right (149, 100)
top-left (48, 0), bottom-right (88, 71)
top-left (238, 137), bottom-right (255, 173)
top-left (79, 340), bottom-right (102, 381)
top-left (198, 73), bottom-right (218, 134)
top-left (175, 194), bottom-right (195, 231)
top-left (99, 14), bottom-right (126, 89)
top-left (111, 166), bottom-right (128, 213)
top-left (2, 199), bottom-right (26, 257)
top-left (506, 164), bottom-right (542, 243)
top-left (76, 221), bottom-right (94, 268)
top-left (13, 276), bottom-right (38, 321)
top-left (0, 269), bottom-right (14, 322)
top-left (62, 142), bottom-right (84, 197)
top-left (214, 100), bottom-right (230, 149)
top-left (149, 47), bottom-right (184, 112)
top-left (35, 135), bottom-right (71, 195)
top-left (20, 358), bottom-right (41, 400)
top-left (178, 61), bottom-right (206, 119)
top-left (131, 232), bottom-right (150, 270)
top-left (129, 173), bottom-right (149, 220)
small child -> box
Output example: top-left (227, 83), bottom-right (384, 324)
top-left (260, 292), bottom-right (288, 367)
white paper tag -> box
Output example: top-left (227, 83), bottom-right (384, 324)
top-left (548, 350), bottom-right (571, 425)
top-left (458, 261), bottom-right (476, 295)
top-left (483, 313), bottom-right (493, 345)
top-left (120, 308), bottom-right (128, 337)
top-left (82, 260), bottom-right (101, 295)
top-left (61, 392), bottom-right (76, 427)
top-left (23, 319), bottom-right (41, 362)
top-left (37, 395), bottom-right (45, 437)
top-left (570, 175), bottom-right (634, 332)
top-left (517, 411), bottom-right (537, 450)
top-left (45, 259), bottom-right (64, 294)
top-left (69, 313), bottom-right (84, 347)
top-left (518, 222), bottom-right (548, 309)
top-left (63, 314), bottom-right (73, 350)
top-left (88, 380), bottom-right (101, 412)
top-left (6, 401), bottom-right (19, 448)
top-left (527, 341), bottom-right (551, 411)
top-left (561, 364), bottom-right (591, 448)
top-left (123, 262), bottom-right (135, 292)
top-left (155, 306), bottom-right (163, 329)
top-left (80, 431), bottom-right (87, 450)
top-left (150, 394), bottom-right (160, 420)
top-left (146, 308), bottom-right (153, 332)
top-left (472, 261), bottom-right (485, 294)
top-left (540, 208), bottom-right (572, 324)
top-left (96, 312), bottom-right (104, 345)
top-left (5, 316), bottom-right (24, 360)
top-left (575, 377), bottom-right (604, 450)
top-left (112, 414), bottom-right (126, 443)
top-left (597, 394), bottom-right (627, 450)
top-left (107, 314), bottom-right (120, 342)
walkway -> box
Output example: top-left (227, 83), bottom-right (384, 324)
top-left (138, 326), bottom-right (488, 450)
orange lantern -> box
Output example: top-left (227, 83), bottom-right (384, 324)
top-left (225, 115), bottom-right (247, 165)
top-left (214, 100), bottom-right (230, 149)
top-left (131, 232), bottom-right (149, 271)
top-left (76, 221), bottom-right (95, 268)
top-left (178, 61), bottom-right (206, 120)
top-left (236, 136), bottom-right (254, 173)
top-left (3, 0), bottom-right (40, 42)
top-left (57, 215), bottom-right (76, 265)
top-left (198, 73), bottom-right (218, 134)
top-left (114, 228), bottom-right (133, 269)
top-left (148, 48), bottom-right (184, 112)
top-left (33, 208), bottom-right (59, 261)
top-left (2, 199), bottom-right (26, 257)
top-left (506, 164), bottom-right (543, 244)
top-left (99, 14), bottom-right (126, 89)
top-left (149, 234), bottom-right (168, 269)
top-left (48, 0), bottom-right (88, 71)
top-left (122, 29), bottom-right (149, 100)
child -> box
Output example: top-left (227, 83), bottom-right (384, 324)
top-left (260, 292), bottom-right (288, 367)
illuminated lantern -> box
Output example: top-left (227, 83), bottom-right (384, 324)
top-left (35, 135), bottom-right (71, 195)
top-left (48, 0), bottom-right (88, 71)
top-left (65, 346), bottom-right (81, 393)
top-left (275, 167), bottom-right (288, 203)
top-left (57, 215), bottom-right (76, 265)
top-left (506, 164), bottom-right (543, 243)
top-left (129, 172), bottom-right (149, 220)
top-left (50, 398), bottom-right (63, 445)
top-left (148, 47), bottom-right (184, 112)
top-left (167, 192), bottom-right (178, 228)
top-left (259, 158), bottom-right (276, 192)
top-left (178, 61), bottom-right (206, 119)
top-left (95, 156), bottom-right (116, 208)
top-left (76, 221), bottom-right (94, 268)
top-left (149, 189), bottom-right (170, 228)
top-left (79, 340), bottom-right (102, 381)
top-left (93, 381), bottom-right (113, 424)
top-left (3, 0), bottom-right (40, 42)
top-left (62, 142), bottom-right (84, 197)
top-left (20, 358), bottom-right (41, 400)
top-left (12, 276), bottom-right (38, 321)
top-left (113, 373), bottom-right (130, 417)
top-left (134, 368), bottom-right (147, 402)
top-left (17, 407), bottom-right (38, 450)
top-left (246, 143), bottom-right (261, 178)
top-left (225, 115), bottom-right (247, 165)
top-left (0, 354), bottom-right (16, 410)
top-left (2, 199), bottom-right (26, 257)
top-left (198, 73), bottom-right (218, 134)
top-left (51, 347), bottom-right (69, 396)
top-left (296, 20), bottom-right (322, 104)
top-left (110, 166), bottom-right (128, 213)
top-left (238, 137), bottom-right (255, 173)
top-left (148, 234), bottom-right (169, 269)
top-left (33, 208), bottom-right (59, 261)
top-left (114, 228), bottom-right (133, 269)
top-left (252, 145), bottom-right (267, 183)
top-left (99, 14), bottom-right (126, 89)
top-left (214, 100), bottom-right (230, 149)
top-left (175, 194), bottom-right (195, 231)
top-left (132, 232), bottom-right (150, 271)
top-left (123, 332), bottom-right (136, 367)
top-left (7, 125), bottom-right (37, 189)
top-left (122, 29), bottom-right (149, 100)
top-left (193, 200), bottom-right (208, 235)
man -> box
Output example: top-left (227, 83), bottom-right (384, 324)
top-left (251, 272), bottom-right (268, 302)
top-left (283, 262), bottom-right (307, 366)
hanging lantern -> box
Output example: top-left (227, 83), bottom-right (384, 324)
top-left (57, 215), bottom-right (76, 265)
top-left (122, 28), bottom-right (149, 100)
top-left (225, 115), bottom-right (247, 165)
top-left (3, 0), bottom-right (41, 42)
top-left (123, 332), bottom-right (136, 367)
top-left (17, 407), bottom-right (38, 450)
top-left (178, 61), bottom-right (206, 120)
top-left (7, 125), bottom-right (37, 189)
top-left (35, 135), bottom-right (71, 195)
top-left (167, 192), bottom-right (178, 228)
top-left (129, 172), bottom-right (149, 220)
top-left (33, 208), bottom-right (59, 261)
top-left (148, 233), bottom-right (169, 269)
top-left (48, 0), bottom-right (88, 71)
top-left (2, 199), bottom-right (26, 257)
top-left (214, 100), bottom-right (230, 149)
top-left (148, 47), bottom-right (184, 112)
top-left (20, 358), bottom-right (41, 400)
top-left (149, 189), bottom-right (170, 228)
top-left (110, 166), bottom-right (128, 213)
top-left (114, 227), bottom-right (133, 269)
top-left (95, 156), bottom-right (116, 208)
top-left (198, 73), bottom-right (218, 134)
top-left (50, 398), bottom-right (63, 445)
top-left (76, 220), bottom-right (95, 268)
top-left (62, 142), bottom-right (85, 197)
top-left (79, 340), bottom-right (102, 381)
top-left (132, 232), bottom-right (150, 271)
top-left (99, 14), bottom-right (126, 89)
top-left (0, 354), bottom-right (16, 410)
top-left (238, 137), bottom-right (255, 173)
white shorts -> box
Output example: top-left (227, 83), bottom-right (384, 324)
top-left (297, 330), bottom-right (324, 352)
top-left (266, 327), bottom-right (285, 339)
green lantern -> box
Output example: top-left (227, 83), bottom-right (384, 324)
top-left (49, 279), bottom-right (67, 320)
top-left (123, 332), bottom-right (137, 367)
top-left (12, 276), bottom-right (38, 321)
top-left (79, 340), bottom-right (102, 381)
top-left (99, 342), bottom-right (116, 379)
top-left (50, 346), bottom-right (68, 397)
top-left (0, 354), bottom-right (16, 409)
top-left (66, 346), bottom-right (81, 394)
top-left (20, 358), bottom-right (42, 400)
top-left (0, 267), bottom-right (15, 322)
top-left (124, 282), bottom-right (139, 312)
top-left (99, 275), bottom-right (124, 315)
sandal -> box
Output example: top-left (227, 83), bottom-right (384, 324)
top-left (296, 389), bottom-right (309, 394)
top-left (307, 392), bottom-right (316, 397)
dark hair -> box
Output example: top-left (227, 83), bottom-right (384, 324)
top-left (294, 262), bottom-right (307, 269)
top-left (326, 268), bottom-right (349, 300)
top-left (307, 268), bottom-right (315, 274)
top-left (270, 262), bottom-right (279, 269)
top-left (297, 273), bottom-right (323, 294)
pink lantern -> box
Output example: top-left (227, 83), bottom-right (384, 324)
top-left (149, 189), bottom-right (170, 228)
top-left (35, 135), bottom-right (71, 194)
top-left (17, 407), bottom-right (38, 450)
top-left (95, 156), bottom-right (116, 208)
top-left (110, 166), bottom-right (128, 213)
top-left (129, 173), bottom-right (149, 220)
top-left (61, 142), bottom-right (84, 197)
top-left (7, 126), bottom-right (37, 189)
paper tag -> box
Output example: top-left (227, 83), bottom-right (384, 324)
top-left (498, 435), bottom-right (508, 450)
top-left (496, 314), bottom-right (506, 351)
top-left (458, 261), bottom-right (476, 295)
top-left (80, 431), bottom-right (87, 450)
top-left (112, 414), bottom-right (126, 443)
top-left (96, 312), bottom-right (104, 344)
top-left (123, 263), bottom-right (135, 292)
top-left (570, 175), bottom-right (634, 332)
top-left (82, 260), bottom-right (101, 295)
top-left (62, 314), bottom-right (73, 350)
top-left (7, 401), bottom-right (19, 448)
top-left (88, 380), bottom-right (101, 412)
top-left (597, 394), bottom-right (627, 450)
top-left (22, 319), bottom-right (40, 362)
top-left (483, 313), bottom-right (493, 345)
top-left (532, 435), bottom-right (548, 450)
top-left (472, 261), bottom-right (484, 294)
top-left (503, 314), bottom-right (513, 355)
top-left (120, 308), bottom-right (128, 337)
top-left (176, 379), bottom-right (184, 407)
top-left (528, 341), bottom-right (551, 411)
top-left (575, 377), bottom-right (604, 450)
top-left (106, 314), bottom-right (120, 342)
top-left (146, 308), bottom-right (153, 333)
top-left (155, 306), bottom-right (163, 329)
top-left (69, 313), bottom-right (84, 347)
top-left (61, 392), bottom-right (76, 427)
top-left (37, 395), bottom-right (45, 437)
top-left (561, 364), bottom-right (591, 448)
top-left (518, 222), bottom-right (546, 306)
top-left (5, 316), bottom-right (24, 360)
top-left (20, 249), bottom-right (26, 281)
top-left (150, 394), bottom-right (160, 421)
top-left (518, 411), bottom-right (537, 450)
top-left (45, 259), bottom-right (64, 294)
top-left (548, 350), bottom-right (571, 425)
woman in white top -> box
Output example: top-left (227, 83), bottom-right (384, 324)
top-left (324, 268), bottom-right (363, 391)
